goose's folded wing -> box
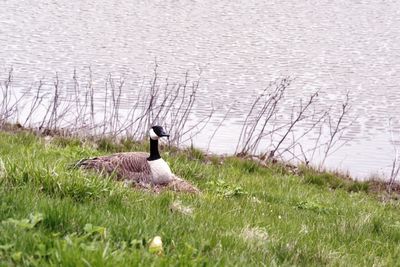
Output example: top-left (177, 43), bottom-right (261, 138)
top-left (77, 152), bottom-right (152, 183)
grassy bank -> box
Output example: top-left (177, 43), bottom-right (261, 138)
top-left (0, 130), bottom-right (399, 266)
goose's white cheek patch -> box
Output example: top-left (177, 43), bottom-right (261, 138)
top-left (148, 159), bottom-right (173, 184)
top-left (149, 129), bottom-right (159, 140)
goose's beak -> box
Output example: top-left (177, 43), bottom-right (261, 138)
top-left (160, 129), bottom-right (170, 138)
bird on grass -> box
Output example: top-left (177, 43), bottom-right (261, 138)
top-left (75, 126), bottom-right (199, 193)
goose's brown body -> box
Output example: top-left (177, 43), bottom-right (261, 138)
top-left (77, 152), bottom-right (153, 184)
top-left (76, 126), bottom-right (200, 193)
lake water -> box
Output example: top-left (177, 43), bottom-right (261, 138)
top-left (1, 0), bottom-right (400, 179)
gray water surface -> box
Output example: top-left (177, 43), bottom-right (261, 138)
top-left (1, 0), bottom-right (400, 178)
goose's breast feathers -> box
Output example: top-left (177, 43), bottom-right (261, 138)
top-left (148, 158), bottom-right (173, 184)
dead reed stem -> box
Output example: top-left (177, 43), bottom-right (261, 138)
top-left (0, 68), bottom-right (364, 176)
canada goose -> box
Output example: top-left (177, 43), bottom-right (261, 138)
top-left (76, 126), bottom-right (174, 186)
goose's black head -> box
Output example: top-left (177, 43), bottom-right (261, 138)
top-left (149, 126), bottom-right (170, 140)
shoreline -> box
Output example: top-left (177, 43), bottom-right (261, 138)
top-left (1, 122), bottom-right (399, 200)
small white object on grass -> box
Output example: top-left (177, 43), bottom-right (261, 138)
top-left (149, 236), bottom-right (163, 255)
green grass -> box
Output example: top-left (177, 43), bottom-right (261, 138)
top-left (0, 131), bottom-right (399, 266)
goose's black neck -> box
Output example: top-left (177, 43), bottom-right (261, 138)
top-left (147, 138), bottom-right (161, 161)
